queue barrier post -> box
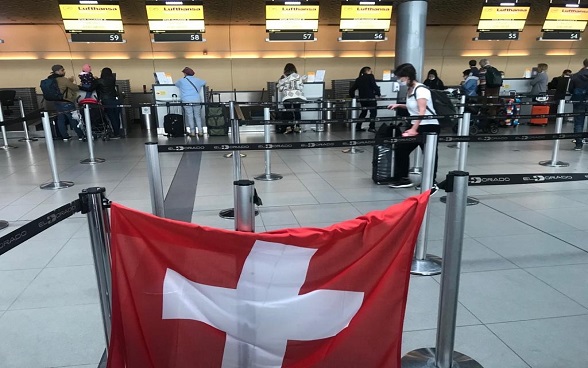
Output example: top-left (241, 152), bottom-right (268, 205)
top-left (448, 95), bottom-right (466, 149)
top-left (343, 98), bottom-right (364, 154)
top-left (539, 99), bottom-right (569, 168)
top-left (411, 133), bottom-right (442, 276)
top-left (17, 99), bottom-right (38, 142)
top-left (40, 112), bottom-right (75, 190)
top-left (402, 171), bottom-right (483, 368)
top-left (82, 187), bottom-right (113, 352)
top-left (224, 100), bottom-right (246, 159)
top-left (254, 107), bottom-right (283, 181)
top-left (80, 104), bottom-right (105, 164)
top-left (234, 180), bottom-right (255, 232)
top-left (145, 142), bottom-right (165, 218)
top-left (141, 105), bottom-right (157, 135)
top-left (0, 102), bottom-right (17, 150)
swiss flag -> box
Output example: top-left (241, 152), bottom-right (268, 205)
top-left (107, 192), bottom-right (430, 368)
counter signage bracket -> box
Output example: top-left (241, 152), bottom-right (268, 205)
top-left (538, 31), bottom-right (582, 41)
top-left (70, 33), bottom-right (125, 43)
top-left (473, 31), bottom-right (519, 41)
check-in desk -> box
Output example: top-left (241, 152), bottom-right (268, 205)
top-left (274, 82), bottom-right (325, 132)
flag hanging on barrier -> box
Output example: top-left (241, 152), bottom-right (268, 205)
top-left (107, 192), bottom-right (430, 368)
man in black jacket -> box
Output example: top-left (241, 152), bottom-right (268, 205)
top-left (547, 69), bottom-right (572, 123)
top-left (569, 59), bottom-right (588, 150)
top-left (349, 66), bottom-right (381, 132)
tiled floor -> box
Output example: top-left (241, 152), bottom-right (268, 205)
top-left (1, 121), bottom-right (588, 367)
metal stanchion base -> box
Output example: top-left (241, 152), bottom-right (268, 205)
top-left (254, 173), bottom-right (283, 181)
top-left (219, 208), bottom-right (260, 219)
top-left (440, 196), bottom-right (480, 206)
top-left (411, 255), bottom-right (442, 276)
top-left (224, 152), bottom-right (247, 158)
top-left (342, 148), bottom-right (364, 154)
top-left (18, 137), bottom-right (38, 142)
top-left (80, 157), bottom-right (106, 164)
top-left (401, 348), bottom-right (484, 368)
top-left (539, 160), bottom-right (569, 167)
top-left (0, 220), bottom-right (8, 230)
top-left (40, 181), bottom-right (75, 190)
top-left (1, 145), bottom-right (17, 150)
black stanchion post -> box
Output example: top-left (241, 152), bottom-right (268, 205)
top-left (40, 112), bottom-right (75, 190)
top-left (81, 187), bottom-right (113, 354)
top-left (17, 99), bottom-right (37, 142)
top-left (224, 100), bottom-right (246, 159)
top-left (234, 180), bottom-right (255, 232)
top-left (0, 101), bottom-right (17, 150)
top-left (411, 133), bottom-right (442, 276)
top-left (254, 107), bottom-right (283, 181)
top-left (81, 104), bottom-right (106, 164)
top-left (539, 99), bottom-right (569, 167)
top-left (145, 142), bottom-right (165, 217)
top-left (402, 171), bottom-right (483, 368)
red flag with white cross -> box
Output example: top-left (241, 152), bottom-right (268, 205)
top-left (106, 192), bottom-right (430, 368)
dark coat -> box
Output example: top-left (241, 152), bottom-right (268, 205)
top-left (349, 74), bottom-right (381, 98)
top-left (94, 76), bottom-right (118, 101)
top-left (424, 78), bottom-right (445, 90)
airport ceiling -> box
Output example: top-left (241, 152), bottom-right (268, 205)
top-left (1, 0), bottom-right (553, 27)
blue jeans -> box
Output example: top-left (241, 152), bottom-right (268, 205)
top-left (573, 102), bottom-right (587, 147)
top-left (183, 102), bottom-right (203, 133)
top-left (54, 101), bottom-right (83, 139)
top-left (102, 98), bottom-right (121, 136)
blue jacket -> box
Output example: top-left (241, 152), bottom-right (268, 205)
top-left (175, 76), bottom-right (206, 102)
top-left (461, 75), bottom-right (479, 96)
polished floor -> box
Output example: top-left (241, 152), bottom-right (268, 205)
top-left (1, 121), bottom-right (588, 368)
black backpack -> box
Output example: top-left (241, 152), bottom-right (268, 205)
top-left (484, 66), bottom-right (503, 88)
top-left (40, 77), bottom-right (65, 101)
top-left (414, 85), bottom-right (457, 127)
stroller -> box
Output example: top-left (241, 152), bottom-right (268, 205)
top-left (77, 98), bottom-right (113, 141)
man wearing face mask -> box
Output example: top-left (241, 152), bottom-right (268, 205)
top-left (423, 69), bottom-right (445, 90)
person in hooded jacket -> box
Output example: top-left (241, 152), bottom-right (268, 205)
top-left (569, 59), bottom-right (588, 150)
top-left (423, 69), bottom-right (445, 90)
top-left (349, 66), bottom-right (381, 132)
top-left (460, 69), bottom-right (479, 97)
top-left (94, 67), bottom-right (121, 138)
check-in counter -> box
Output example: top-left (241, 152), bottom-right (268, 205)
top-left (500, 78), bottom-right (532, 96)
top-left (274, 81), bottom-right (325, 131)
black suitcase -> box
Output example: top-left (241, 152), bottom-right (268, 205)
top-left (206, 92), bottom-right (228, 136)
top-left (372, 123), bottom-right (399, 185)
top-left (164, 100), bottom-right (185, 137)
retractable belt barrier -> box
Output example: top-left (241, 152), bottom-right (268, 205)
top-left (467, 173), bottom-right (588, 186)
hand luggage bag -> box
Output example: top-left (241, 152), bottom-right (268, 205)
top-left (164, 95), bottom-right (185, 137)
top-left (372, 123), bottom-right (400, 184)
top-left (206, 91), bottom-right (229, 136)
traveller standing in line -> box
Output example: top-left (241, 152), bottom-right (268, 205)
top-left (460, 69), bottom-right (479, 97)
top-left (469, 59), bottom-right (480, 77)
top-left (349, 66), bottom-right (381, 133)
top-left (78, 64), bottom-right (96, 99)
top-left (530, 63), bottom-right (549, 96)
top-left (47, 65), bottom-right (84, 141)
top-left (278, 63), bottom-right (306, 134)
top-left (175, 67), bottom-right (206, 137)
top-left (478, 58), bottom-right (502, 124)
top-left (423, 69), bottom-right (445, 90)
top-left (547, 69), bottom-right (572, 123)
top-left (94, 67), bottom-right (122, 139)
top-left (569, 59), bottom-right (588, 150)
top-left (386, 63), bottom-right (440, 189)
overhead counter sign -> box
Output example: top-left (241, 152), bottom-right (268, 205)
top-left (475, 4), bottom-right (530, 41)
top-left (540, 6), bottom-right (588, 41)
top-left (59, 0), bottom-right (124, 43)
top-left (338, 0), bottom-right (392, 42)
top-left (146, 1), bottom-right (205, 33)
top-left (266, 1), bottom-right (319, 42)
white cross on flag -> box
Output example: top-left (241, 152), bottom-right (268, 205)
top-left (107, 192), bottom-right (430, 368)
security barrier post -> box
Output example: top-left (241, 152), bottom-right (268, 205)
top-left (80, 104), bottom-right (105, 164)
top-left (18, 99), bottom-right (37, 142)
top-left (224, 101), bottom-right (246, 159)
top-left (40, 112), bottom-right (74, 190)
top-left (82, 187), bottom-right (113, 350)
top-left (448, 95), bottom-right (466, 149)
top-left (254, 107), bottom-right (282, 181)
top-left (0, 102), bottom-right (17, 150)
top-left (234, 180), bottom-right (255, 232)
top-left (343, 98), bottom-right (364, 154)
top-left (402, 171), bottom-right (483, 368)
top-left (539, 99), bottom-right (569, 167)
top-left (145, 142), bottom-right (165, 217)
top-left (411, 133), bottom-right (442, 276)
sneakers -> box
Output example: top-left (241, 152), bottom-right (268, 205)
top-left (293, 125), bottom-right (301, 133)
top-left (389, 178), bottom-right (414, 188)
top-left (574, 146), bottom-right (582, 151)
top-left (188, 132), bottom-right (195, 137)
top-left (110, 135), bottom-right (121, 140)
top-left (198, 132), bottom-right (204, 137)
top-left (62, 137), bottom-right (71, 142)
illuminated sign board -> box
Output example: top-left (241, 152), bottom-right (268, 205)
top-left (542, 6), bottom-right (588, 32)
top-left (59, 0), bottom-right (123, 33)
top-left (146, 1), bottom-right (205, 33)
top-left (266, 1), bottom-right (320, 32)
top-left (339, 2), bottom-right (393, 32)
top-left (477, 6), bottom-right (530, 32)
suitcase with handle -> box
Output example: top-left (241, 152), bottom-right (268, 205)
top-left (164, 94), bottom-right (185, 137)
top-left (206, 90), bottom-right (229, 136)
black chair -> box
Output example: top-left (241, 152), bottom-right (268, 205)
top-left (0, 90), bottom-right (17, 117)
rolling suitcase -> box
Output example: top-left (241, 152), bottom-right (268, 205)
top-left (530, 104), bottom-right (550, 126)
top-left (206, 91), bottom-right (229, 136)
top-left (164, 95), bottom-right (185, 137)
top-left (372, 123), bottom-right (399, 185)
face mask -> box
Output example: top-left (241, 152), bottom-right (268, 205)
top-left (399, 80), bottom-right (407, 86)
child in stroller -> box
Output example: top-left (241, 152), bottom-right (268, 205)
top-left (77, 98), bottom-right (114, 141)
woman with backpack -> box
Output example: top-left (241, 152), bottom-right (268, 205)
top-left (386, 63), bottom-right (439, 189)
top-left (94, 67), bottom-right (122, 138)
